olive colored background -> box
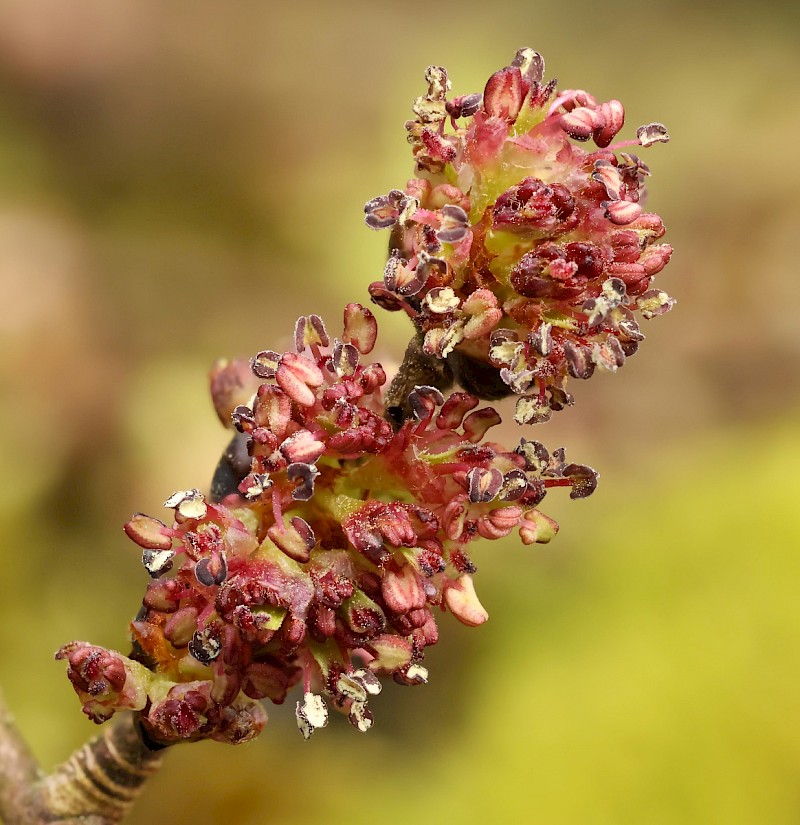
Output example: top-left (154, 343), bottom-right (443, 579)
top-left (1, 2), bottom-right (799, 824)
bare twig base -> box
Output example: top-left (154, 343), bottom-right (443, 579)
top-left (1, 689), bottom-right (162, 825)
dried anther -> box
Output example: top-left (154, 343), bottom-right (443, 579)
top-left (239, 472), bottom-right (272, 500)
top-left (348, 700), bottom-right (374, 733)
top-left (296, 692), bottom-right (328, 739)
top-left (164, 489), bottom-right (208, 521)
top-left (142, 548), bottom-right (175, 578)
top-left (636, 122), bottom-right (670, 146)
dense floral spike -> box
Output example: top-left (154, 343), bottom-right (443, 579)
top-left (60, 309), bottom-right (595, 744)
top-left (365, 48), bottom-right (673, 421)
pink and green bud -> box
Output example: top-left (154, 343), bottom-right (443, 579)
top-left (483, 66), bottom-right (524, 121)
top-left (519, 509), bottom-right (560, 544)
top-left (55, 643), bottom-right (151, 723)
top-left (366, 635), bottom-right (414, 673)
top-left (444, 575), bottom-right (489, 627)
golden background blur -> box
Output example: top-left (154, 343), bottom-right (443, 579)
top-left (1, 2), bottom-right (799, 823)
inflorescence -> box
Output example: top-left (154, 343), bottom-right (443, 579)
top-left (366, 47), bottom-right (673, 424)
top-left (58, 47), bottom-right (672, 745)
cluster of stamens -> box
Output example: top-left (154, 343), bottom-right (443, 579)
top-left (58, 304), bottom-right (594, 743)
top-left (365, 47), bottom-right (674, 423)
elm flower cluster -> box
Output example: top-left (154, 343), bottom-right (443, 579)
top-left (57, 304), bottom-right (596, 744)
top-left (365, 47), bottom-right (675, 424)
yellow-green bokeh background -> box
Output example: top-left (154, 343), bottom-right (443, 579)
top-left (1, 2), bottom-right (799, 823)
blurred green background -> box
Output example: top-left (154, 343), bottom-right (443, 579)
top-left (1, 2), bottom-right (799, 823)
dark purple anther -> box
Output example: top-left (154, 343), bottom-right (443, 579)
top-left (286, 462), bottom-right (320, 501)
top-left (384, 254), bottom-right (426, 297)
top-left (563, 463), bottom-right (599, 499)
top-left (364, 190), bottom-right (407, 230)
top-left (251, 350), bottom-right (281, 379)
top-left (195, 553), bottom-right (228, 587)
top-left (446, 93), bottom-right (482, 120)
top-left (188, 627), bottom-right (222, 664)
top-left (231, 405), bottom-right (256, 433)
top-left (294, 314), bottom-right (329, 352)
top-left (515, 439), bottom-right (550, 473)
top-left (499, 469), bottom-right (529, 501)
top-left (467, 467), bottom-right (504, 503)
top-left (563, 340), bottom-right (595, 380)
top-left (332, 341), bottom-right (359, 377)
top-left (408, 385), bottom-right (445, 422)
top-left (436, 204), bottom-right (470, 244)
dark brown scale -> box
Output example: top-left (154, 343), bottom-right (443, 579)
top-left (446, 350), bottom-right (513, 401)
top-left (348, 607), bottom-right (385, 638)
top-left (209, 432), bottom-right (252, 503)
top-left (384, 333), bottom-right (454, 428)
top-left (309, 605), bottom-right (336, 643)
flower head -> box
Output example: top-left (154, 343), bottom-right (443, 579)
top-left (366, 48), bottom-right (674, 423)
top-left (59, 306), bottom-right (595, 743)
